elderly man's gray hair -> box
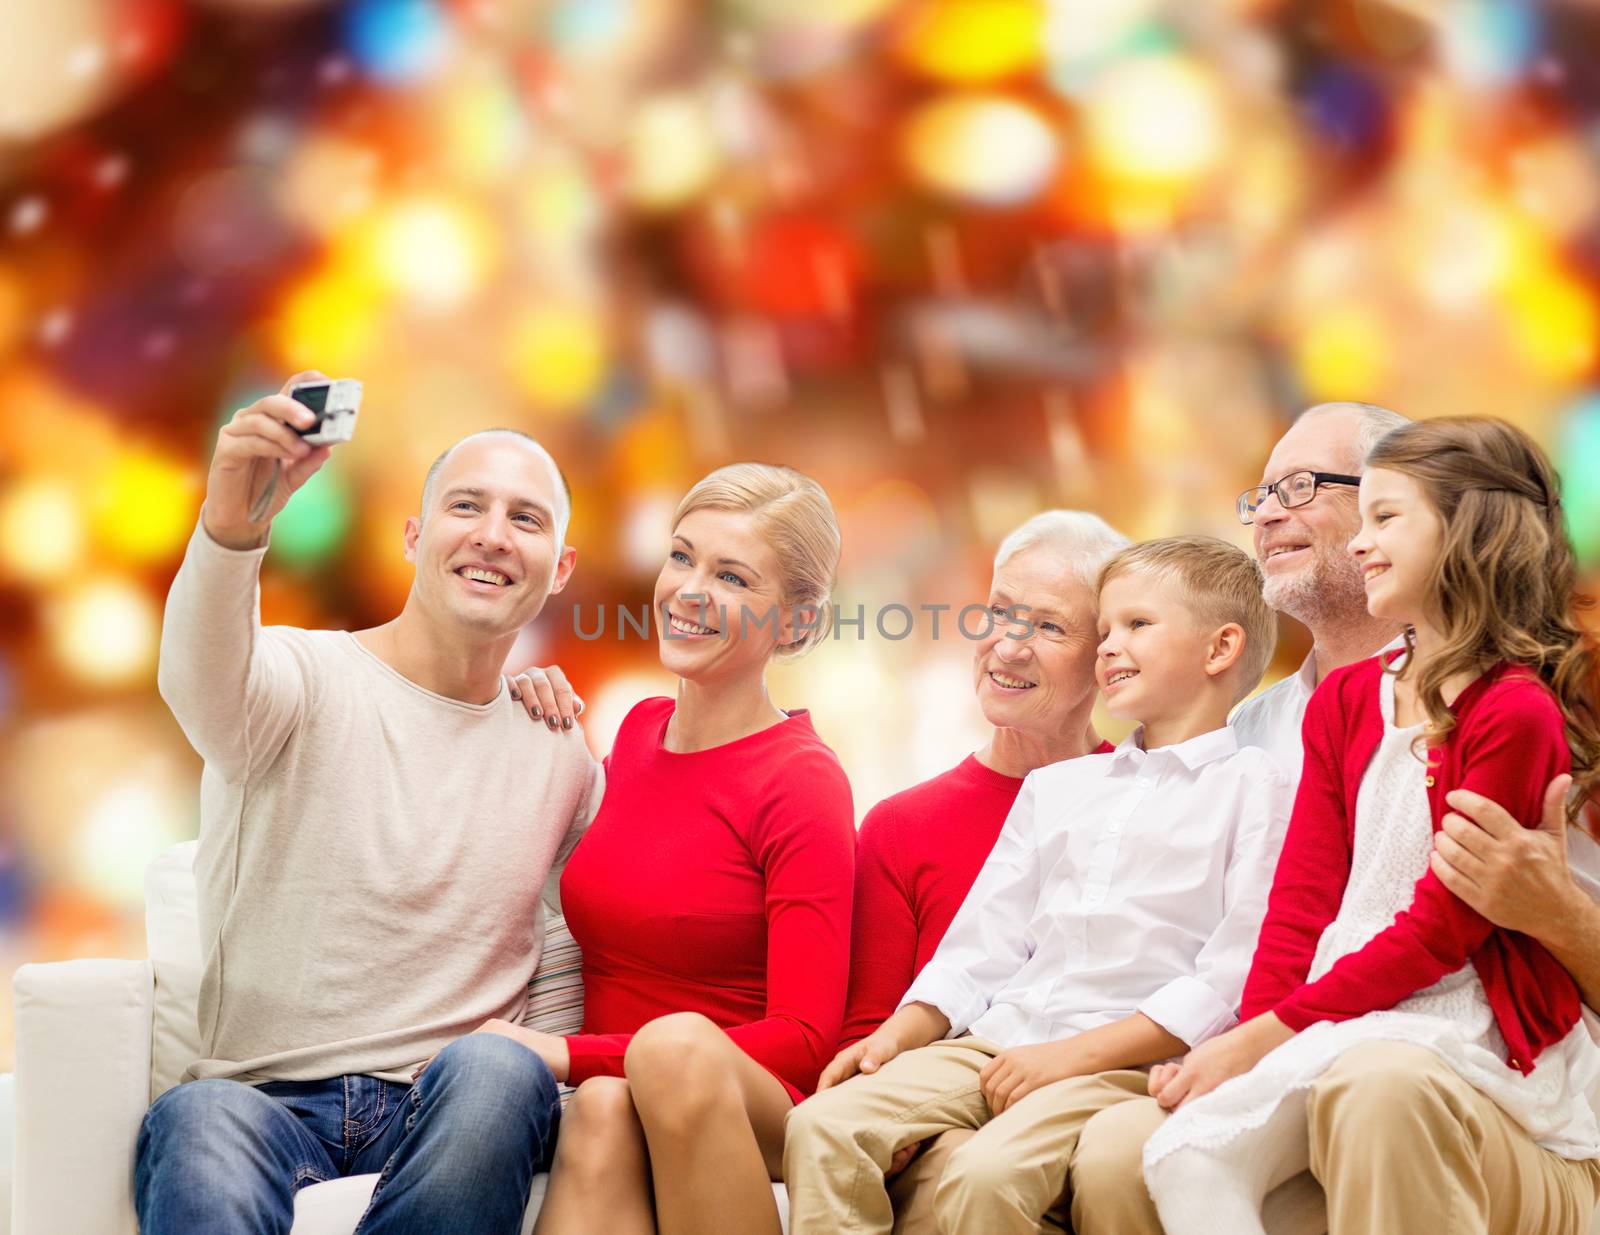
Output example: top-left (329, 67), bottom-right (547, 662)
top-left (994, 510), bottom-right (1131, 589)
top-left (1297, 401), bottom-right (1411, 469)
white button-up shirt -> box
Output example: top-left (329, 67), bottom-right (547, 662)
top-left (1231, 638), bottom-right (1407, 782)
top-left (900, 725), bottom-right (1294, 1051)
top-left (1230, 654), bottom-right (1318, 782)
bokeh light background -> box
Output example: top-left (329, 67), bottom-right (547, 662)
top-left (3, 0), bottom-right (1600, 1069)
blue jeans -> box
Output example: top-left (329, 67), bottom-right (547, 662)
top-left (134, 1034), bottom-right (561, 1235)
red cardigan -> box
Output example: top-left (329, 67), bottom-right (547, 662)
top-left (1240, 655), bottom-right (1577, 1075)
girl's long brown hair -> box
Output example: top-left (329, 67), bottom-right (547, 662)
top-left (1366, 416), bottom-right (1600, 820)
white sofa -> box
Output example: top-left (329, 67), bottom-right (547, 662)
top-left (13, 843), bottom-right (1599, 1235)
top-left (10, 842), bottom-right (786, 1235)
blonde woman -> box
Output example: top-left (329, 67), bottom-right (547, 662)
top-left (496, 463), bottom-right (854, 1235)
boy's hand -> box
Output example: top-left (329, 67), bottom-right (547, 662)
top-left (886, 1140), bottom-right (925, 1179)
top-left (202, 371), bottom-right (336, 550)
top-left (1149, 1013), bottom-right (1292, 1110)
top-left (978, 1039), bottom-right (1094, 1114)
top-left (819, 1029), bottom-right (900, 1090)
top-left (821, 1003), bottom-right (949, 1091)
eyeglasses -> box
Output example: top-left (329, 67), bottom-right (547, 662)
top-left (1236, 470), bottom-right (1362, 525)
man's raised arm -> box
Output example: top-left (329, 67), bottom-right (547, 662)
top-left (158, 371), bottom-right (337, 779)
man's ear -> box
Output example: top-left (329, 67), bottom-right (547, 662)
top-left (403, 516), bottom-right (421, 563)
top-left (1204, 623), bottom-right (1246, 679)
top-left (548, 545), bottom-right (578, 596)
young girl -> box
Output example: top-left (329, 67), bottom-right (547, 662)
top-left (1141, 416), bottom-right (1600, 1234)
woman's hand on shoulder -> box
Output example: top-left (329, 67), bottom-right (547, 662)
top-left (506, 664), bottom-right (585, 731)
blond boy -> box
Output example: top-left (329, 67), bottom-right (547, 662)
top-left (784, 536), bottom-right (1295, 1235)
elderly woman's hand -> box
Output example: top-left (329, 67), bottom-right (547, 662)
top-left (1430, 775), bottom-right (1586, 938)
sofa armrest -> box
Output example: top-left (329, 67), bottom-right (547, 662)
top-left (13, 959), bottom-right (154, 1235)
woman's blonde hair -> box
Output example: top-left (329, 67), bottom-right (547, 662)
top-left (1366, 416), bottom-right (1600, 818)
top-left (672, 462), bottom-right (841, 659)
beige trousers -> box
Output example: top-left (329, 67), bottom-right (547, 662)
top-left (782, 1036), bottom-right (1162, 1235)
top-left (908, 1041), bottom-right (1596, 1235)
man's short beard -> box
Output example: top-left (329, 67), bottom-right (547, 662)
top-left (1261, 543), bottom-right (1370, 628)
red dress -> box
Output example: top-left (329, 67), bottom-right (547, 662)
top-left (838, 745), bottom-right (1113, 1047)
top-left (559, 698), bottom-right (855, 1101)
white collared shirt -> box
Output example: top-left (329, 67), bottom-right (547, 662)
top-left (900, 726), bottom-right (1294, 1052)
top-left (1231, 637), bottom-right (1409, 782)
top-left (1229, 653), bottom-right (1319, 781)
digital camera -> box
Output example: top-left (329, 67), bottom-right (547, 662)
top-left (291, 378), bottom-right (362, 446)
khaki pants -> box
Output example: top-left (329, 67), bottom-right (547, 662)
top-left (924, 1041), bottom-right (1598, 1235)
top-left (783, 1037), bottom-right (1162, 1235)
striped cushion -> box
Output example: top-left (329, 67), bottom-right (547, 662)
top-left (523, 912), bottom-right (585, 1103)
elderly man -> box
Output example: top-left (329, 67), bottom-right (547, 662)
top-left (1069, 401), bottom-right (1600, 1235)
top-left (135, 373), bottom-right (602, 1235)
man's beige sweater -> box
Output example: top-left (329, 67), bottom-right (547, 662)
top-left (158, 522), bottom-right (602, 1085)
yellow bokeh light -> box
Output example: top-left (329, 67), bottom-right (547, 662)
top-left (902, 93), bottom-right (1059, 206)
top-left (897, 0), bottom-right (1044, 85)
top-left (436, 70), bottom-right (524, 185)
top-left (274, 262), bottom-right (385, 372)
top-left (1503, 264), bottom-right (1598, 381)
top-left (1294, 304), bottom-right (1388, 400)
top-left (0, 476), bottom-right (86, 584)
top-left (623, 93), bottom-right (720, 210)
top-left (355, 196), bottom-right (498, 312)
top-left (518, 150), bottom-right (601, 247)
top-left (47, 576), bottom-right (161, 686)
top-left (727, 0), bottom-right (899, 29)
top-left (507, 304), bottom-right (609, 410)
top-left (1084, 55), bottom-right (1227, 192)
top-left (89, 449), bottom-right (201, 566)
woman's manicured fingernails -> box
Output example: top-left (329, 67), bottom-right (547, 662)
top-left (532, 707), bottom-right (542, 720)
top-left (562, 716), bottom-right (573, 730)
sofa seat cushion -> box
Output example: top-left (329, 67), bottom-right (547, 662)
top-left (288, 1174), bottom-right (792, 1234)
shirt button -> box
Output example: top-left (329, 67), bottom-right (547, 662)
top-left (1425, 775), bottom-right (1436, 787)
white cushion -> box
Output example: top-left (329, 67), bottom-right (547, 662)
top-left (289, 1174), bottom-right (547, 1235)
top-left (13, 959), bottom-right (152, 1235)
top-left (0, 1072), bottom-right (14, 1235)
top-left (286, 1175), bottom-right (799, 1235)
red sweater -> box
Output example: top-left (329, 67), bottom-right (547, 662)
top-left (838, 745), bottom-right (1113, 1047)
top-left (1240, 656), bottom-right (1578, 1075)
top-left (558, 698), bottom-right (855, 1100)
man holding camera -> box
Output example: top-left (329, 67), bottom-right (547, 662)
top-left (135, 372), bottom-right (601, 1235)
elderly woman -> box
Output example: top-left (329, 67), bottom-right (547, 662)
top-left (813, 510), bottom-right (1129, 1234)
